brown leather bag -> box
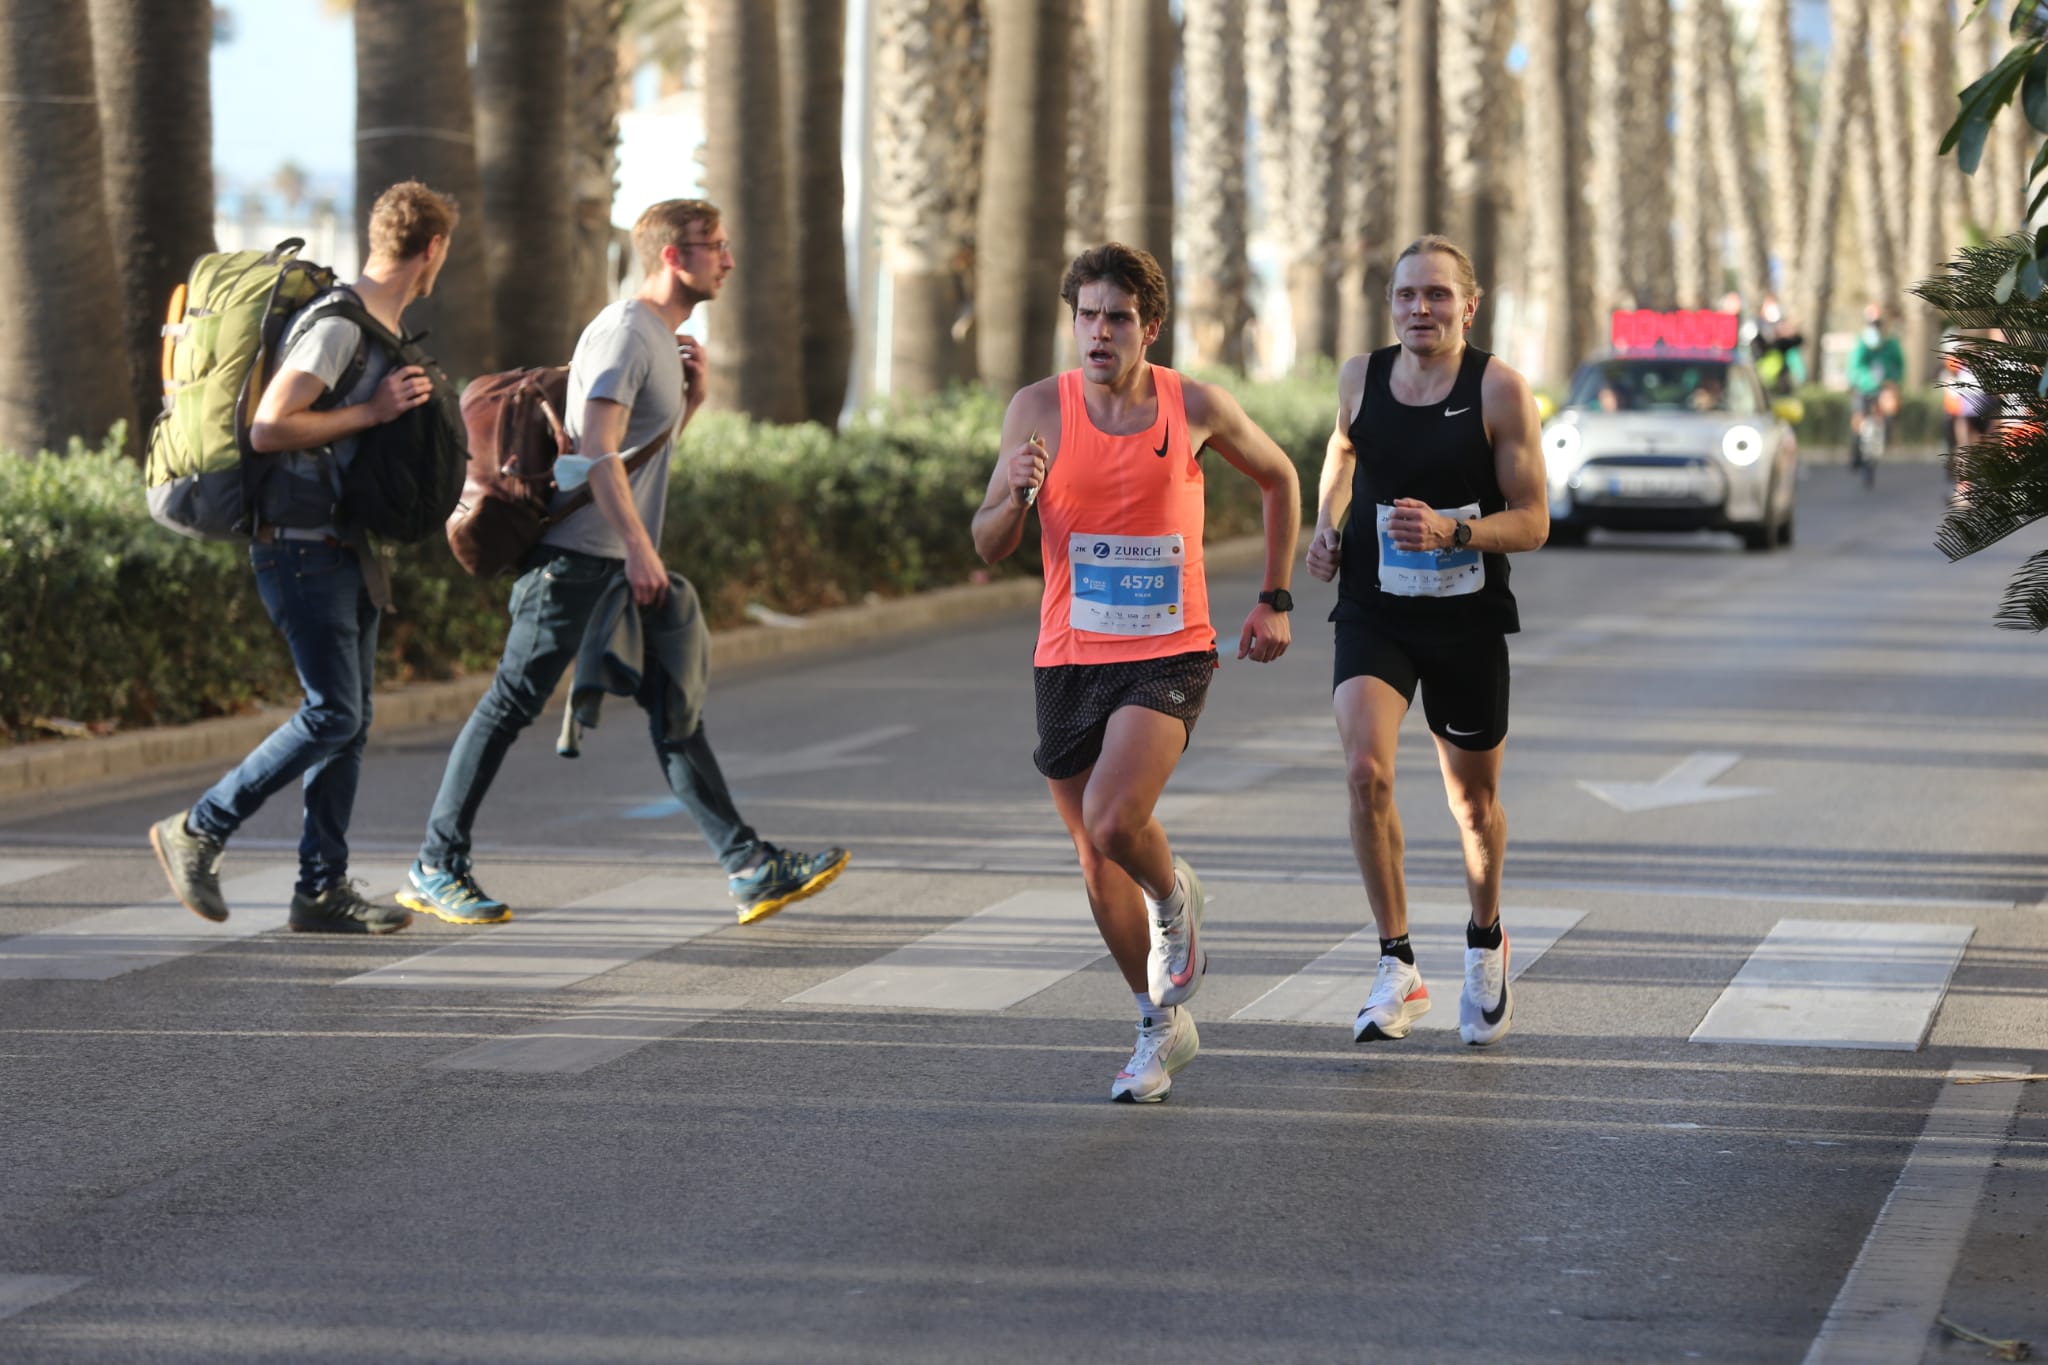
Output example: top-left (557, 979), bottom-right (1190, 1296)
top-left (447, 366), bottom-right (666, 577)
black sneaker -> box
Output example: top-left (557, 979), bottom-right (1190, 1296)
top-left (289, 880), bottom-right (413, 935)
top-left (729, 844), bottom-right (851, 925)
top-left (149, 810), bottom-right (229, 923)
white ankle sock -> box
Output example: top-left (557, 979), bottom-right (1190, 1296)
top-left (1144, 869), bottom-right (1187, 921)
top-left (1134, 992), bottom-right (1175, 1027)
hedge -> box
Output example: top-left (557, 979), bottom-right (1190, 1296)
top-left (1, 373), bottom-right (1333, 741)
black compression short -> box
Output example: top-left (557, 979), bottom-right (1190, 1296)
top-left (1333, 616), bottom-right (1509, 750)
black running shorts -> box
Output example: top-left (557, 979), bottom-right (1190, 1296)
top-left (1333, 617), bottom-right (1509, 750)
top-left (1033, 649), bottom-right (1218, 779)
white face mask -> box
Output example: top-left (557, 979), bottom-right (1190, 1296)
top-left (1861, 326), bottom-right (1882, 347)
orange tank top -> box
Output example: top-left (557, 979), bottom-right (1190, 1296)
top-left (1034, 366), bottom-right (1213, 666)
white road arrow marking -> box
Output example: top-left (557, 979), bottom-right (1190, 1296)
top-left (1578, 752), bottom-right (1770, 813)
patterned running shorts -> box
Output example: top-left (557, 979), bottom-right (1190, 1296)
top-left (1032, 649), bottom-right (1218, 779)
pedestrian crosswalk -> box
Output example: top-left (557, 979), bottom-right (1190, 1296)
top-left (339, 876), bottom-right (734, 991)
top-left (0, 864), bottom-right (404, 981)
top-left (0, 861), bottom-right (2005, 1062)
top-left (1232, 906), bottom-right (1585, 1028)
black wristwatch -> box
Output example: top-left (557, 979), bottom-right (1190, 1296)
top-left (1258, 588), bottom-right (1294, 612)
top-left (1451, 519), bottom-right (1473, 549)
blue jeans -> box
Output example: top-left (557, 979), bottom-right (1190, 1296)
top-left (418, 548), bottom-right (760, 875)
top-left (191, 540), bottom-right (379, 895)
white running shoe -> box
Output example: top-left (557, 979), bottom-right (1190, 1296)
top-left (1459, 931), bottom-right (1513, 1046)
top-left (1111, 1008), bottom-right (1199, 1103)
top-left (1145, 856), bottom-right (1208, 1008)
top-left (1353, 955), bottom-right (1431, 1042)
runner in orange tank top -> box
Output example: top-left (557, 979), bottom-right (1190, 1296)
top-left (971, 243), bottom-right (1301, 1104)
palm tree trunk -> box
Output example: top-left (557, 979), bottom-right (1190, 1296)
top-left (1963, 6), bottom-right (2003, 232)
top-left (1394, 0), bottom-right (1441, 247)
top-left (1246, 0), bottom-right (1291, 273)
top-left (476, 0), bottom-right (573, 369)
top-left (88, 0), bottom-right (214, 457)
top-left (1846, 62), bottom-right (1898, 311)
top-left (1868, 0), bottom-right (1913, 279)
top-left (1671, 0), bottom-right (1716, 308)
top-left (564, 0), bottom-right (624, 326)
top-left (1905, 0), bottom-right (1961, 384)
top-left (1757, 0), bottom-right (1802, 310)
top-left (1795, 0), bottom-right (1867, 341)
top-left (703, 0), bottom-right (804, 422)
top-left (1522, 0), bottom-right (1584, 383)
top-left (1337, 0), bottom-right (1398, 357)
top-left (976, 0), bottom-right (1070, 397)
top-left (874, 0), bottom-right (982, 397)
top-left (1625, 0), bottom-right (1675, 309)
top-left (1106, 0), bottom-right (1176, 366)
top-left (1439, 0), bottom-right (1510, 349)
top-left (1287, 0), bottom-right (1343, 367)
top-left (0, 0), bottom-right (131, 457)
top-left (1587, 0), bottom-right (1631, 319)
top-left (781, 0), bottom-right (852, 427)
top-left (1706, 0), bottom-right (1771, 313)
top-left (1184, 0), bottom-right (1254, 370)
top-left (355, 0), bottom-right (495, 382)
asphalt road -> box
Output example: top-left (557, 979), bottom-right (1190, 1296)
top-left (2, 461), bottom-right (2044, 1363)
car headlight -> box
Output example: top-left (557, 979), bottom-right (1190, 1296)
top-left (1722, 424), bottom-right (1763, 467)
top-left (1543, 422), bottom-right (1582, 464)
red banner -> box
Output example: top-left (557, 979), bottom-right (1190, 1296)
top-left (1609, 309), bottom-right (1740, 353)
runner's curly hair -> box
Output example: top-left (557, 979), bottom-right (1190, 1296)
top-left (366, 181), bottom-right (460, 262)
top-left (1061, 243), bottom-right (1171, 329)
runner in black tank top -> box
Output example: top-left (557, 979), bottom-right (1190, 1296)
top-left (1303, 236), bottom-right (1551, 1054)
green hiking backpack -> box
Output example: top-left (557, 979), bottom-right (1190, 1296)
top-left (145, 238), bottom-right (356, 541)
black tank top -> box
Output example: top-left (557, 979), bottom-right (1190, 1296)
top-left (1335, 344), bottom-right (1519, 634)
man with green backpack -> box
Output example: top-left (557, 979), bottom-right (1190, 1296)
top-left (147, 180), bottom-right (458, 934)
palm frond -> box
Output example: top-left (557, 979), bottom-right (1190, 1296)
top-left (1995, 547), bottom-right (2048, 630)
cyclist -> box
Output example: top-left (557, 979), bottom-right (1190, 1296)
top-left (1848, 303), bottom-right (1905, 488)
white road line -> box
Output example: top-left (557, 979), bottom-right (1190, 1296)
top-left (788, 889), bottom-right (1103, 1011)
top-left (0, 1273), bottom-right (90, 1321)
top-left (0, 859), bottom-right (73, 889)
top-left (426, 993), bottom-right (748, 1074)
top-left (1691, 919), bottom-right (1974, 1051)
top-left (338, 876), bottom-right (731, 991)
top-left (1232, 906), bottom-right (1586, 1028)
top-left (0, 865), bottom-right (405, 981)
top-left (1802, 1065), bottom-right (2029, 1364)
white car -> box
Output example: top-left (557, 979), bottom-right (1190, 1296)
top-left (1541, 351), bottom-right (1800, 551)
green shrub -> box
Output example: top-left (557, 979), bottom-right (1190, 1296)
top-left (2, 373), bottom-right (1336, 740)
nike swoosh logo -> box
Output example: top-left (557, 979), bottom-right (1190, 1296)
top-left (1445, 406), bottom-right (1471, 417)
top-left (1445, 724), bottom-right (1485, 736)
top-left (1169, 920), bottom-right (1199, 988)
top-left (1483, 936), bottom-right (1510, 1025)
top-left (1153, 426), bottom-right (1170, 458)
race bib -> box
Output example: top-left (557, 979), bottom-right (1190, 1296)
top-left (1069, 532), bottom-right (1185, 635)
top-left (1376, 502), bottom-right (1483, 598)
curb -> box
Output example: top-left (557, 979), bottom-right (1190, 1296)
top-left (0, 534), bottom-right (1282, 799)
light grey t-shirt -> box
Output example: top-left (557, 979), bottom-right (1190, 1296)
top-left (542, 299), bottom-right (684, 559)
top-left (258, 304), bottom-right (392, 531)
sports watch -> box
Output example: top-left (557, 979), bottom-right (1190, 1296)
top-left (1258, 588), bottom-right (1294, 612)
top-left (1452, 519), bottom-right (1473, 549)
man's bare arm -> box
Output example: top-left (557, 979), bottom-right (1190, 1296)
top-left (1474, 362), bottom-right (1550, 554)
top-left (1306, 354), bottom-right (1369, 581)
top-left (971, 382), bottom-right (1059, 565)
top-left (1191, 381), bottom-right (1301, 594)
top-left (248, 365), bottom-right (431, 454)
top-left (579, 397), bottom-right (669, 605)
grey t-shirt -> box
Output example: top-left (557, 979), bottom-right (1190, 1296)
top-left (258, 304), bottom-right (392, 531)
top-left (542, 299), bottom-right (684, 559)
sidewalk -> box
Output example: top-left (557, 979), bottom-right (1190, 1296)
top-left (0, 534), bottom-right (1282, 798)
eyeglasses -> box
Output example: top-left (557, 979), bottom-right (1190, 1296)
top-left (681, 239), bottom-right (733, 257)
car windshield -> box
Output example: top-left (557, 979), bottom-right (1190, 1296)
top-left (1567, 359), bottom-right (1756, 415)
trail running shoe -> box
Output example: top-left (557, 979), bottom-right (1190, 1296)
top-left (1145, 855), bottom-right (1208, 1008)
top-left (396, 861), bottom-right (512, 925)
top-left (1353, 955), bottom-right (1431, 1042)
top-left (149, 810), bottom-right (228, 923)
top-left (730, 844), bottom-right (851, 925)
top-left (290, 880), bottom-right (412, 935)
top-left (1111, 1008), bottom-right (1199, 1103)
top-left (1459, 931), bottom-right (1513, 1047)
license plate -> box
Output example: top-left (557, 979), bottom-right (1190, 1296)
top-left (1604, 469), bottom-right (1697, 498)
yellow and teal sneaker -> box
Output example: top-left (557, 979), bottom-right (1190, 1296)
top-left (730, 844), bottom-right (850, 925)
